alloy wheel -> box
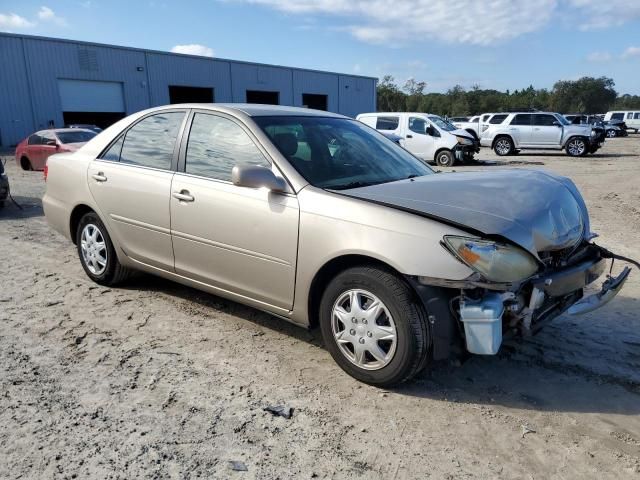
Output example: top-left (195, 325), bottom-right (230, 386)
top-left (495, 139), bottom-right (511, 155)
top-left (331, 289), bottom-right (397, 370)
top-left (80, 223), bottom-right (108, 275)
top-left (567, 139), bottom-right (586, 156)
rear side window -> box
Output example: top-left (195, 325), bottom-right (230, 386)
top-left (28, 134), bottom-right (42, 145)
top-left (627, 112), bottom-right (633, 119)
top-left (489, 114), bottom-right (508, 124)
top-left (376, 116), bottom-right (399, 130)
top-left (510, 114), bottom-right (532, 126)
top-left (119, 112), bottom-right (185, 169)
top-left (611, 113), bottom-right (624, 120)
top-left (185, 113), bottom-right (270, 182)
top-left (635, 113), bottom-right (640, 119)
top-left (532, 114), bottom-right (557, 126)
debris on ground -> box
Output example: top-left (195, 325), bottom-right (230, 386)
top-left (263, 404), bottom-right (293, 419)
top-left (521, 425), bottom-right (536, 438)
top-left (229, 460), bottom-right (248, 471)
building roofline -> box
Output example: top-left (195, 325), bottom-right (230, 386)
top-left (0, 31), bottom-right (378, 82)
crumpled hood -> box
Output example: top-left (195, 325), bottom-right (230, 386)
top-left (451, 129), bottom-right (474, 140)
top-left (343, 169), bottom-right (590, 259)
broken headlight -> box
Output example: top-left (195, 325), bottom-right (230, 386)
top-left (443, 236), bottom-right (539, 283)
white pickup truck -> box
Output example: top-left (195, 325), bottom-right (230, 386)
top-left (357, 112), bottom-right (480, 167)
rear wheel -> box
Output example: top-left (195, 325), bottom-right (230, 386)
top-left (566, 137), bottom-right (588, 157)
top-left (76, 212), bottom-right (131, 286)
top-left (606, 129), bottom-right (617, 138)
top-left (493, 137), bottom-right (513, 156)
top-left (319, 266), bottom-right (430, 387)
top-left (435, 150), bottom-right (455, 167)
top-left (20, 156), bottom-right (33, 171)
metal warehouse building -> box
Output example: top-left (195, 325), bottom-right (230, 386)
top-left (0, 33), bottom-right (377, 147)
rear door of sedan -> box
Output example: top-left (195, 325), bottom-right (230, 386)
top-left (170, 110), bottom-right (299, 310)
top-left (87, 109), bottom-right (188, 271)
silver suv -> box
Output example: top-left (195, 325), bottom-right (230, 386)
top-left (480, 112), bottom-right (601, 157)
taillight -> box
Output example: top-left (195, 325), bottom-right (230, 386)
top-left (44, 163), bottom-right (48, 181)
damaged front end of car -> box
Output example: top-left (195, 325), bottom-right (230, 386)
top-left (413, 238), bottom-right (632, 358)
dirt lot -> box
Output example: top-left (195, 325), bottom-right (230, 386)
top-left (1, 137), bottom-right (639, 479)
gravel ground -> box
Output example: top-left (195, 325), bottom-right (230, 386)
top-left (1, 137), bottom-right (639, 479)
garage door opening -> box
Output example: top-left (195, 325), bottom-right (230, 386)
top-left (169, 85), bottom-right (214, 104)
top-left (63, 111), bottom-right (125, 129)
top-left (58, 79), bottom-right (126, 129)
top-left (302, 93), bottom-right (328, 111)
top-left (246, 90), bottom-right (279, 105)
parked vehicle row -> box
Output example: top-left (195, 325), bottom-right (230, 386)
top-left (15, 128), bottom-right (98, 171)
top-left (604, 111), bottom-right (640, 133)
top-left (356, 112), bottom-right (479, 167)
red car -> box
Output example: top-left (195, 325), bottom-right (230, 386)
top-left (15, 128), bottom-right (97, 171)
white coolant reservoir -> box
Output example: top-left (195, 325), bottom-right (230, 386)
top-left (459, 293), bottom-right (504, 355)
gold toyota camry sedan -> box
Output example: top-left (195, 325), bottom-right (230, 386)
top-left (43, 104), bottom-right (633, 386)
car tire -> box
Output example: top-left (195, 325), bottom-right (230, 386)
top-left (319, 266), bottom-right (430, 387)
top-left (76, 211), bottom-right (132, 286)
top-left (566, 137), bottom-right (588, 157)
top-left (435, 150), bottom-right (455, 167)
top-left (606, 129), bottom-right (617, 138)
top-left (20, 156), bottom-right (33, 171)
top-left (493, 136), bottom-right (513, 156)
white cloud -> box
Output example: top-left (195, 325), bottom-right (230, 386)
top-left (567, 0), bottom-right (640, 30)
top-left (236, 0), bottom-right (557, 45)
top-left (170, 44), bottom-right (215, 57)
top-left (37, 6), bottom-right (66, 25)
top-left (621, 46), bottom-right (640, 59)
top-left (0, 12), bottom-right (35, 29)
top-left (586, 51), bottom-right (612, 62)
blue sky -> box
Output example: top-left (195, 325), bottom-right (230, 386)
top-left (1, 0), bottom-right (639, 94)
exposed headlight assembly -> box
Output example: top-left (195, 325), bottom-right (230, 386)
top-left (442, 235), bottom-right (539, 283)
top-left (456, 136), bottom-right (473, 145)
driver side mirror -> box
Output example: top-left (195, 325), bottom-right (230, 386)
top-left (426, 125), bottom-right (436, 136)
top-left (232, 164), bottom-right (288, 192)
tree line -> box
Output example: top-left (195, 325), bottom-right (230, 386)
top-left (376, 76), bottom-right (640, 116)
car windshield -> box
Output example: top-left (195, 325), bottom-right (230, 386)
top-left (554, 114), bottom-right (570, 126)
top-left (255, 116), bottom-right (433, 190)
top-left (427, 115), bottom-right (457, 132)
top-left (56, 130), bottom-right (97, 144)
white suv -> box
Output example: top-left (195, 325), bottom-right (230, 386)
top-left (480, 112), bottom-right (601, 157)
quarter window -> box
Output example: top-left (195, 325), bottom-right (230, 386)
top-left (119, 112), bottom-right (185, 169)
top-left (101, 136), bottom-right (124, 162)
top-left (634, 112), bottom-right (640, 120)
top-left (185, 113), bottom-right (270, 181)
top-left (375, 116), bottom-right (399, 130)
top-left (532, 114), bottom-right (557, 126)
top-left (510, 114), bottom-right (532, 126)
top-left (627, 112), bottom-right (633, 119)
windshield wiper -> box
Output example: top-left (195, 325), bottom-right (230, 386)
top-left (328, 180), bottom-right (381, 190)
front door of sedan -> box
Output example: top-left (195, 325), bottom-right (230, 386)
top-left (403, 116), bottom-right (435, 160)
top-left (170, 111), bottom-right (299, 310)
top-left (531, 114), bottom-right (563, 146)
top-left (87, 110), bottom-right (187, 271)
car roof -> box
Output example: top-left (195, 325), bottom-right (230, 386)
top-left (164, 103), bottom-right (346, 118)
top-left (36, 128), bottom-right (95, 134)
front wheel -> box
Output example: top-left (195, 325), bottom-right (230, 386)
top-left (566, 137), bottom-right (588, 157)
top-left (435, 150), bottom-right (455, 167)
top-left (76, 212), bottom-right (131, 286)
top-left (319, 266), bottom-right (430, 387)
top-left (493, 137), bottom-right (513, 156)
top-left (606, 129), bottom-right (617, 138)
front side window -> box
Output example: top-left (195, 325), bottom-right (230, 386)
top-left (510, 114), bottom-right (532, 126)
top-left (41, 131), bottom-right (57, 145)
top-left (185, 113), bottom-right (270, 181)
top-left (256, 116), bottom-right (433, 190)
top-left (611, 113), bottom-right (624, 120)
top-left (120, 112), bottom-right (185, 169)
top-left (482, 114), bottom-right (491, 122)
top-left (408, 117), bottom-right (427, 134)
top-left (489, 114), bottom-right (508, 124)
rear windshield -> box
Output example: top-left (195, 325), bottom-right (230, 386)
top-left (57, 130), bottom-right (97, 144)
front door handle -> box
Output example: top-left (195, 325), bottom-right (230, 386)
top-left (172, 190), bottom-right (195, 202)
top-left (406, 134), bottom-right (413, 138)
top-left (92, 172), bottom-right (107, 182)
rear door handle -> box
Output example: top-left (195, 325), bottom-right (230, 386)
top-left (172, 190), bottom-right (195, 202)
top-left (92, 172), bottom-right (107, 182)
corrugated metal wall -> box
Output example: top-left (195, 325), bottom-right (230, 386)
top-left (0, 33), bottom-right (377, 146)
